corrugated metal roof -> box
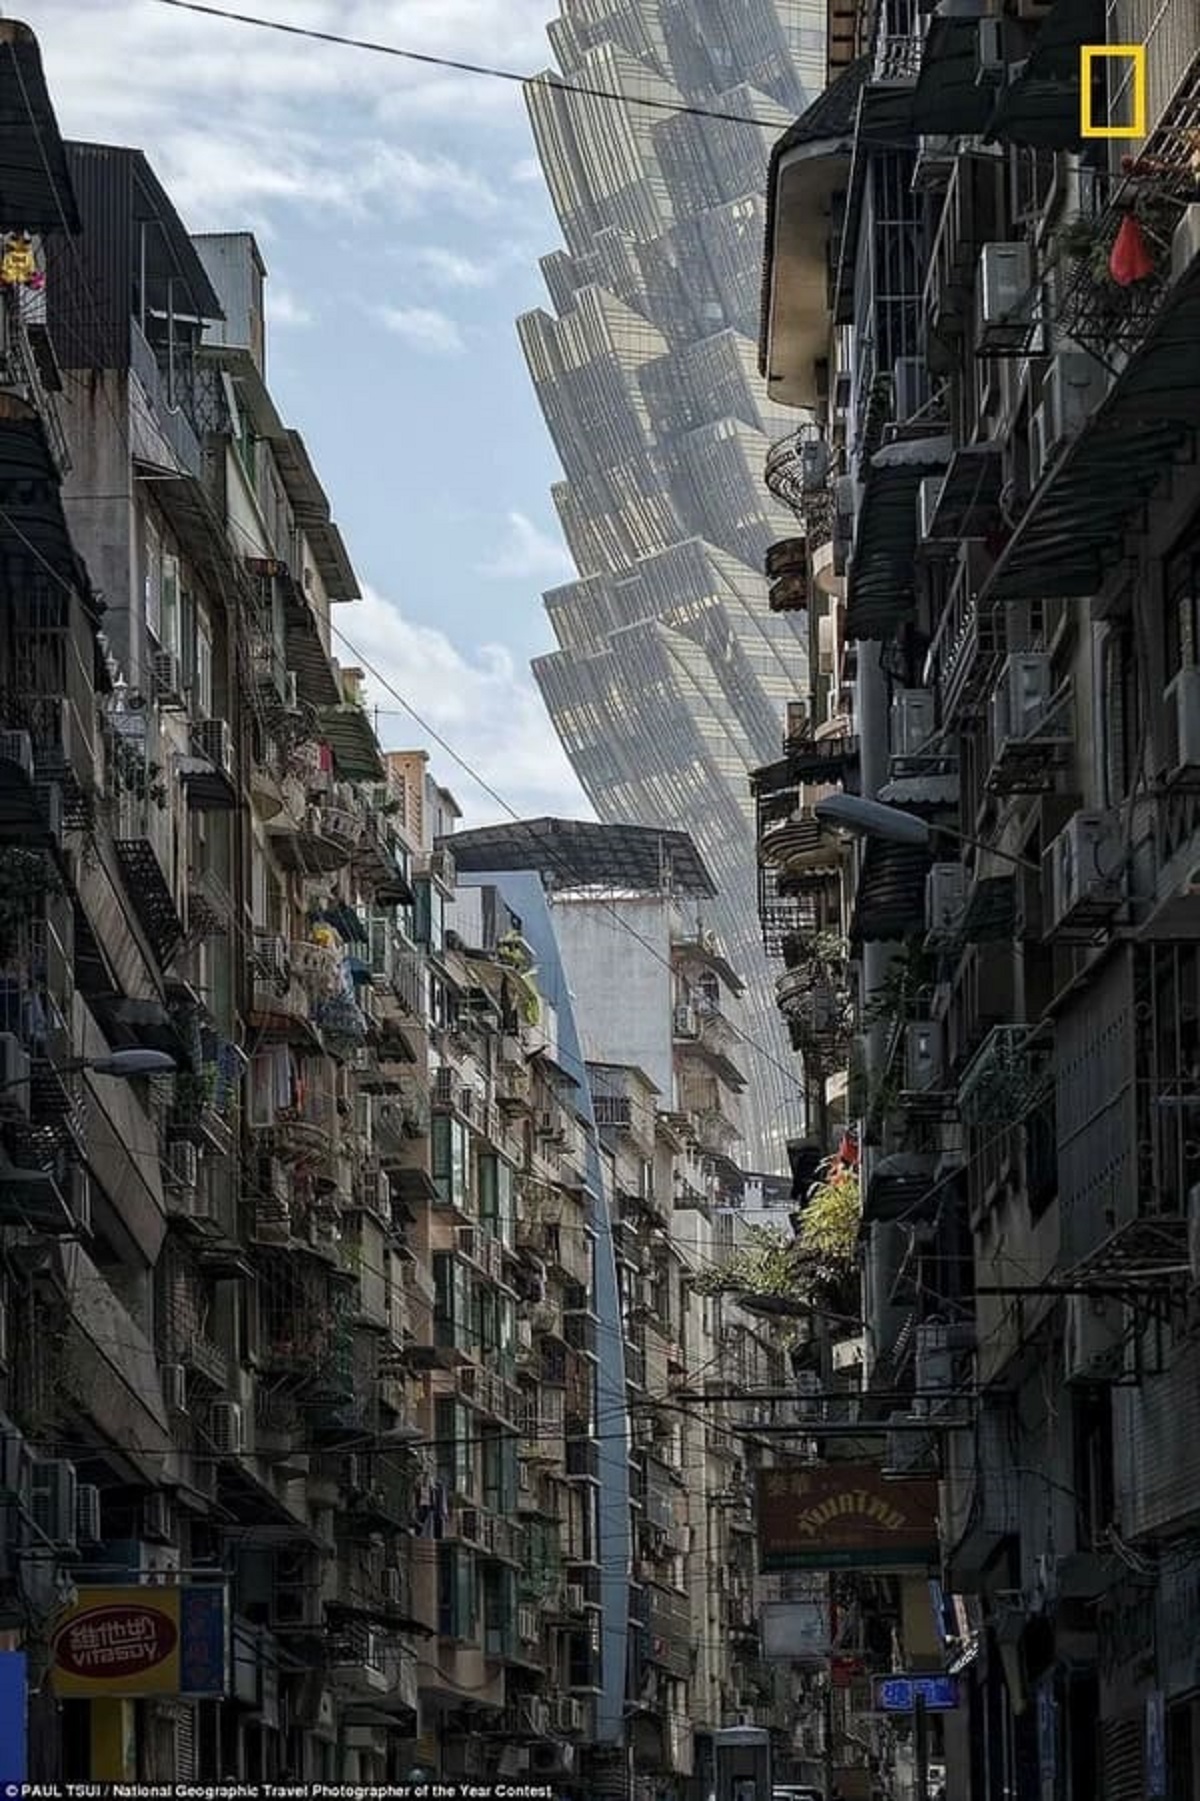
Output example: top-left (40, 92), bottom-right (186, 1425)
top-left (0, 23), bottom-right (81, 233)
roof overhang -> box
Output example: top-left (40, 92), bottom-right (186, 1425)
top-left (763, 137), bottom-right (852, 409)
top-left (985, 0), bottom-right (1104, 150)
top-left (911, 11), bottom-right (997, 137)
top-left (0, 21), bottom-right (81, 231)
top-left (846, 435), bottom-right (954, 640)
top-left (273, 429), bottom-right (360, 600)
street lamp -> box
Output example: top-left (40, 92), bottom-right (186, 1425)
top-left (814, 793), bottom-right (1040, 872)
top-left (0, 1048), bottom-right (177, 1093)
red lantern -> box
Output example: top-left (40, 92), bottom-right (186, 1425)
top-left (1109, 212), bottom-right (1155, 286)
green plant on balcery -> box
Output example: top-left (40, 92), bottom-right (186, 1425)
top-left (0, 847), bottom-right (64, 962)
top-left (695, 1152), bottom-right (861, 1313)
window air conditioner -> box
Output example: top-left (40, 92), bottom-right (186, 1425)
top-left (991, 652), bottom-right (1053, 749)
top-left (191, 717), bottom-right (233, 776)
top-left (978, 242), bottom-right (1032, 326)
top-left (925, 863), bottom-right (966, 938)
top-left (151, 649), bottom-right (186, 710)
top-left (1063, 1293), bottom-right (1125, 1383)
top-left (209, 1401), bottom-right (245, 1457)
top-left (905, 1021), bottom-right (941, 1092)
top-left (1040, 353), bottom-right (1107, 461)
top-left (891, 689), bottom-right (936, 757)
top-left (1046, 812), bottom-right (1122, 936)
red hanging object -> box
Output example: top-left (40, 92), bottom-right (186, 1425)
top-left (1109, 212), bottom-right (1155, 286)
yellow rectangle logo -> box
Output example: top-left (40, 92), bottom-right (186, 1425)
top-left (1080, 44), bottom-right (1147, 139)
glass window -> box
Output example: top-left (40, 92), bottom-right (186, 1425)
top-left (195, 620), bottom-right (213, 716)
top-left (161, 551), bottom-right (180, 656)
top-left (144, 513), bottom-right (162, 641)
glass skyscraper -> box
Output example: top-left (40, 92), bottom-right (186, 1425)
top-left (520, 0), bottom-right (824, 1169)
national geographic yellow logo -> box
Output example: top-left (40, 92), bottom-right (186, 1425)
top-left (1080, 43), bottom-right (1147, 139)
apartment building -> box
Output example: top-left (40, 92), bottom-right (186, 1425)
top-left (759, 0), bottom-right (1200, 1798)
top-left (449, 817), bottom-right (798, 1801)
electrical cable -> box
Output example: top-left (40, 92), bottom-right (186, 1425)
top-left (148, 0), bottom-right (797, 132)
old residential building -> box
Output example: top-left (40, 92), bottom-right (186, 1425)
top-left (759, 0), bottom-right (1200, 1798)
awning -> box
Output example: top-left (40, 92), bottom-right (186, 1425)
top-left (0, 399), bottom-right (92, 597)
top-left (984, 257), bottom-right (1200, 606)
top-left (283, 581), bottom-right (342, 707)
top-left (320, 702), bottom-right (385, 783)
top-left (924, 443), bottom-right (1003, 540)
top-left (846, 436), bottom-right (954, 641)
top-left (849, 838), bottom-right (931, 941)
top-left (911, 15), bottom-right (996, 137)
top-left (985, 0), bottom-right (1105, 150)
top-left (750, 734), bottom-right (860, 794)
top-left (0, 23), bottom-right (82, 232)
top-left (879, 771), bottom-right (959, 809)
top-left (960, 873), bottom-right (1017, 941)
top-left (273, 430), bottom-right (360, 601)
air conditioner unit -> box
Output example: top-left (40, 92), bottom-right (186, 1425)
top-left (925, 863), bottom-right (967, 938)
top-left (565, 1582), bottom-right (586, 1614)
top-left (1040, 352), bottom-right (1108, 461)
top-left (975, 16), bottom-right (1006, 80)
top-left (209, 1401), bottom-right (245, 1456)
top-left (1046, 811), bottom-right (1123, 936)
top-left (0, 1033), bottom-right (30, 1116)
top-left (30, 1459), bottom-right (77, 1548)
top-left (76, 1482), bottom-right (103, 1546)
top-left (192, 717), bottom-right (233, 775)
top-left (905, 1021), bottom-right (941, 1092)
top-left (918, 474), bottom-right (946, 542)
top-left (162, 1363), bottom-right (188, 1415)
top-left (991, 652), bottom-right (1053, 749)
top-left (674, 1003), bottom-right (698, 1038)
top-left (141, 1491), bottom-right (172, 1545)
top-left (978, 242), bottom-right (1032, 326)
top-left (891, 689), bottom-right (936, 757)
top-left (1063, 1293), bottom-right (1125, 1383)
top-left (151, 649), bottom-right (186, 709)
top-left (1165, 667), bottom-right (1200, 776)
top-left (915, 1323), bottom-right (956, 1405)
top-left (166, 1140), bottom-right (200, 1190)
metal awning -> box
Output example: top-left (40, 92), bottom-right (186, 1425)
top-left (751, 734), bottom-right (860, 794)
top-left (0, 23), bottom-right (82, 231)
top-left (846, 436), bottom-right (954, 640)
top-left (984, 258), bottom-right (1200, 606)
top-left (986, 0), bottom-right (1104, 150)
top-left (273, 430), bottom-right (360, 600)
top-left (320, 702), bottom-right (385, 782)
top-left (925, 443), bottom-right (1003, 540)
top-left (849, 838), bottom-right (931, 941)
top-left (911, 16), bottom-right (995, 136)
top-left (864, 1152), bottom-right (938, 1225)
top-left (283, 582), bottom-right (342, 707)
top-left (450, 817), bottom-right (717, 897)
top-left (960, 873), bottom-right (1017, 941)
top-left (0, 399), bottom-right (92, 596)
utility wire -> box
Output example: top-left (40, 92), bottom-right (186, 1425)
top-left (148, 0), bottom-right (796, 131)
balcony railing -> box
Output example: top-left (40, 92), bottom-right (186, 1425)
top-left (957, 1025), bottom-right (1053, 1127)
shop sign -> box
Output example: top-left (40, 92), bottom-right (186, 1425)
top-left (757, 1465), bottom-right (939, 1572)
top-left (873, 1674), bottom-right (960, 1713)
top-left (51, 1584), bottom-right (229, 1699)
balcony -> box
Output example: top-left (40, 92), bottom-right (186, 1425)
top-left (644, 1582), bottom-right (692, 1678)
top-left (129, 316), bottom-right (202, 478)
top-left (179, 718), bottom-right (237, 811)
top-left (957, 1025), bottom-right (1053, 1128)
top-left (268, 801), bottom-right (361, 874)
top-left (565, 1437), bottom-right (601, 1484)
top-left (924, 540), bottom-right (1003, 723)
top-left (765, 537), bottom-right (809, 615)
top-left (923, 154), bottom-right (1001, 369)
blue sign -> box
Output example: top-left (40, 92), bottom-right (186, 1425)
top-left (874, 1674), bottom-right (961, 1713)
top-left (0, 1650), bottom-right (27, 1782)
top-left (1038, 1682), bottom-right (1057, 1788)
top-left (180, 1584), bottom-right (229, 1697)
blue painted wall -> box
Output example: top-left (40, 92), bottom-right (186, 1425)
top-left (461, 870), bottom-right (630, 1744)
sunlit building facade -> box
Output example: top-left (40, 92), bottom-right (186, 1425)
top-left (520, 0), bottom-right (825, 1168)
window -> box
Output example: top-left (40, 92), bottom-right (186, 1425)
top-left (478, 1153), bottom-right (515, 1246)
top-left (431, 1115), bottom-right (470, 1209)
top-left (195, 621), bottom-right (213, 716)
top-left (1100, 623), bottom-right (1138, 806)
top-left (433, 1250), bottom-right (472, 1354)
top-left (437, 1544), bottom-right (476, 1640)
top-left (435, 1396), bottom-right (473, 1496)
top-left (144, 513), bottom-right (162, 641)
top-left (160, 551), bottom-right (181, 657)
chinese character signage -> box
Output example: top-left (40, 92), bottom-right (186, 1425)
top-left (756, 1465), bottom-right (940, 1572)
top-left (50, 1584), bottom-right (229, 1699)
top-left (873, 1675), bottom-right (960, 1713)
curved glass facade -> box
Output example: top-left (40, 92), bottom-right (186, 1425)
top-left (520, 0), bottom-right (824, 1168)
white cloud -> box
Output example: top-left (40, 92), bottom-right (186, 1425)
top-left (478, 512), bottom-right (575, 581)
top-left (373, 304), bottom-right (466, 355)
top-left (335, 586), bottom-right (591, 825)
top-left (413, 246), bottom-right (497, 289)
top-left (266, 287), bottom-right (313, 329)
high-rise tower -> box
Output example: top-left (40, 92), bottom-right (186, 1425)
top-left (520, 0), bottom-right (824, 1169)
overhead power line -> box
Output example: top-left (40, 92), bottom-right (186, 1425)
top-left (149, 0), bottom-right (794, 130)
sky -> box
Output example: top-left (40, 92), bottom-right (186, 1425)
top-left (24, 0), bottom-right (592, 825)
